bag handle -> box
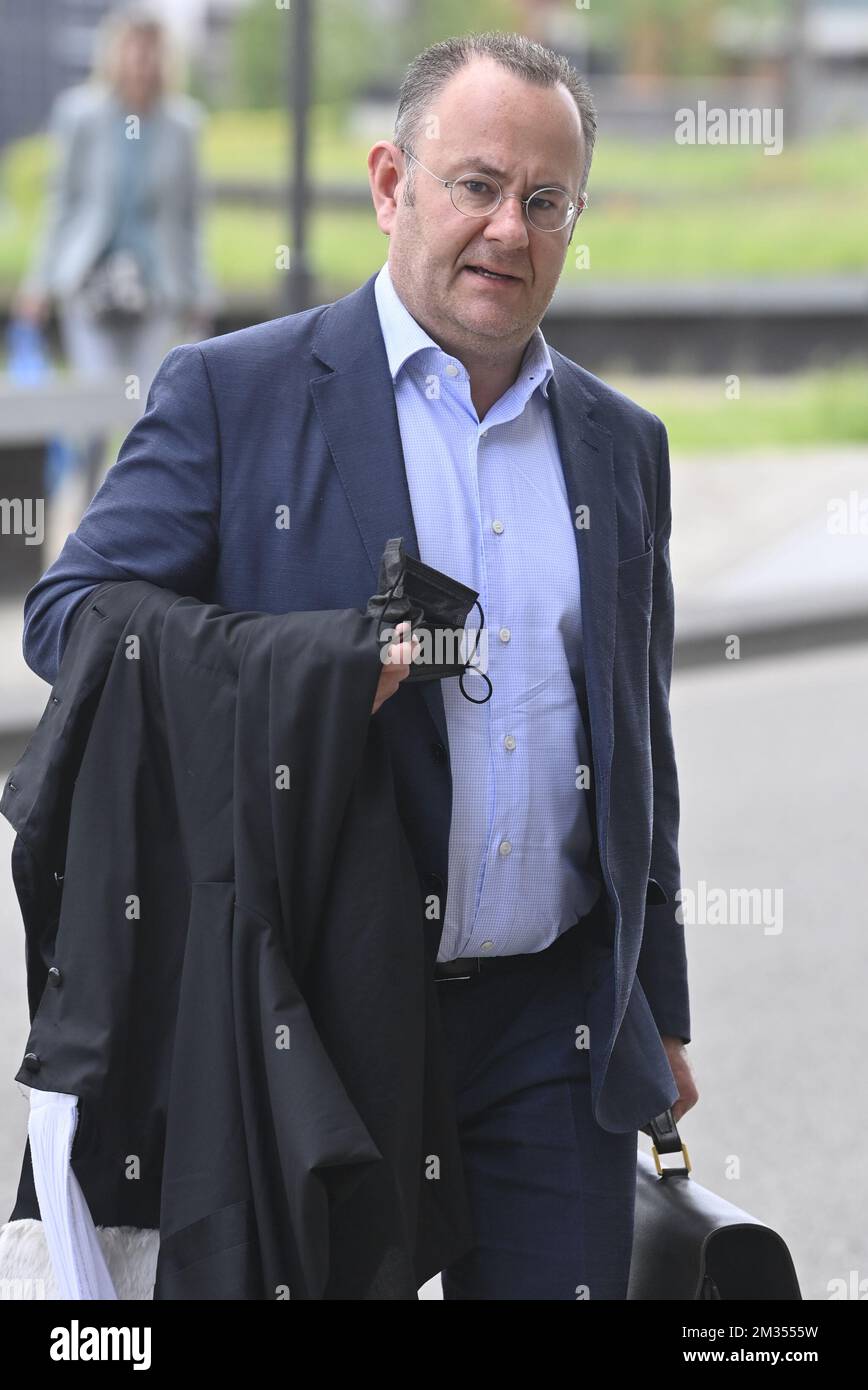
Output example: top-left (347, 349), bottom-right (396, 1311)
top-left (640, 1107), bottom-right (692, 1178)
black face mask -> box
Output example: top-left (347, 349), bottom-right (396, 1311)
top-left (365, 537), bottom-right (493, 704)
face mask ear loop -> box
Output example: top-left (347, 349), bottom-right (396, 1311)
top-left (462, 597), bottom-right (483, 669)
top-left (376, 571), bottom-right (404, 647)
top-left (459, 599), bottom-right (493, 703)
top-left (459, 668), bottom-right (493, 703)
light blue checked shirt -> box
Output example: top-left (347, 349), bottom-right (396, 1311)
top-left (374, 261), bottom-right (602, 960)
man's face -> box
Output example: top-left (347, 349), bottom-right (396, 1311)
top-left (371, 58), bottom-right (585, 361)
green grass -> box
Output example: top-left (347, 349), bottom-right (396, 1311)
top-left (2, 108), bottom-right (867, 291)
top-left (607, 364), bottom-right (868, 450)
top-left (563, 193), bottom-right (868, 278)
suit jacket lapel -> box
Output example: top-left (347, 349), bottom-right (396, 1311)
top-left (547, 353), bottom-right (618, 868)
top-left (309, 275), bottom-right (449, 747)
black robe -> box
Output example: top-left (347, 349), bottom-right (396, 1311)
top-left (1, 579), bottom-right (474, 1298)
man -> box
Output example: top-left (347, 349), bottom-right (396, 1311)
top-left (22, 32), bottom-right (697, 1300)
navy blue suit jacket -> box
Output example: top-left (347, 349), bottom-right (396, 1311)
top-left (23, 271), bottom-right (690, 1132)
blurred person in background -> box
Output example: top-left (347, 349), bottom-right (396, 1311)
top-left (13, 5), bottom-right (214, 402)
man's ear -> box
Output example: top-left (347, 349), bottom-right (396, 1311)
top-left (368, 142), bottom-right (403, 236)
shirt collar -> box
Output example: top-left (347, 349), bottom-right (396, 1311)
top-left (373, 260), bottom-right (553, 401)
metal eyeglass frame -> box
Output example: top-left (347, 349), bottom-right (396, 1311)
top-left (398, 145), bottom-right (588, 232)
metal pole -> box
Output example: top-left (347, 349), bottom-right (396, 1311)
top-left (783, 0), bottom-right (811, 144)
top-left (286, 0), bottom-right (314, 313)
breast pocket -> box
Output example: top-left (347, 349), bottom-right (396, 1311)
top-left (617, 541), bottom-right (654, 599)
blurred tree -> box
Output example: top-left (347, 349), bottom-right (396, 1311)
top-left (230, 0), bottom-right (378, 111)
top-left (231, 0), bottom-right (282, 109)
top-left (398, 0), bottom-right (524, 61)
top-left (594, 0), bottom-right (788, 78)
top-left (232, 0), bottom-right (524, 115)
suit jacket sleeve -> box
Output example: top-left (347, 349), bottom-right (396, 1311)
top-left (22, 343), bottom-right (221, 686)
top-left (636, 415), bottom-right (691, 1044)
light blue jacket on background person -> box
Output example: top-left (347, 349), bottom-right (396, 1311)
top-left (20, 81), bottom-right (216, 318)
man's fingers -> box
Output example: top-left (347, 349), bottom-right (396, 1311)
top-left (382, 620), bottom-right (405, 666)
top-left (385, 620), bottom-right (418, 673)
top-left (373, 621), bottom-right (422, 712)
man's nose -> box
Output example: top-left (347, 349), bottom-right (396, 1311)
top-left (482, 193), bottom-right (530, 248)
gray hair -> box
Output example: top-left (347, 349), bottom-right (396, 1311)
top-left (393, 31), bottom-right (597, 206)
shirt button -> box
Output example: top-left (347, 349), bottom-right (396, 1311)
top-left (445, 364), bottom-right (460, 377)
top-left (480, 941), bottom-right (494, 951)
top-left (491, 519), bottom-right (505, 534)
top-left (499, 627), bottom-right (511, 643)
top-left (503, 734), bottom-right (516, 751)
top-left (481, 429), bottom-right (488, 437)
top-left (498, 840), bottom-right (512, 856)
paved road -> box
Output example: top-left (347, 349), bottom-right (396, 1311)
top-left (649, 637), bottom-right (868, 1303)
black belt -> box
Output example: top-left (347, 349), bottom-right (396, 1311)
top-left (434, 918), bottom-right (583, 981)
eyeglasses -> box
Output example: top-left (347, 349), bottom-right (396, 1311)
top-left (398, 146), bottom-right (587, 233)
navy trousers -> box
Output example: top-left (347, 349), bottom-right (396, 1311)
top-left (435, 909), bottom-right (638, 1301)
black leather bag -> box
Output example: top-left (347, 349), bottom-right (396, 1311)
top-left (628, 1109), bottom-right (802, 1300)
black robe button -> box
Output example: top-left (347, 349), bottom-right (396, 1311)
top-left (23, 1053), bottom-right (41, 1072)
top-left (47, 967), bottom-right (62, 987)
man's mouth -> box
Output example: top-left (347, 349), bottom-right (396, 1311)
top-left (464, 265), bottom-right (521, 283)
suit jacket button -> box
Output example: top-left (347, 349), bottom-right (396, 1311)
top-left (53, 870), bottom-right (64, 884)
top-left (23, 1053), bottom-right (41, 1072)
top-left (431, 741), bottom-right (447, 764)
top-left (47, 967), bottom-right (62, 987)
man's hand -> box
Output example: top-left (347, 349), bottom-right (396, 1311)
top-left (372, 619), bottom-right (418, 715)
top-left (660, 1036), bottom-right (699, 1124)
